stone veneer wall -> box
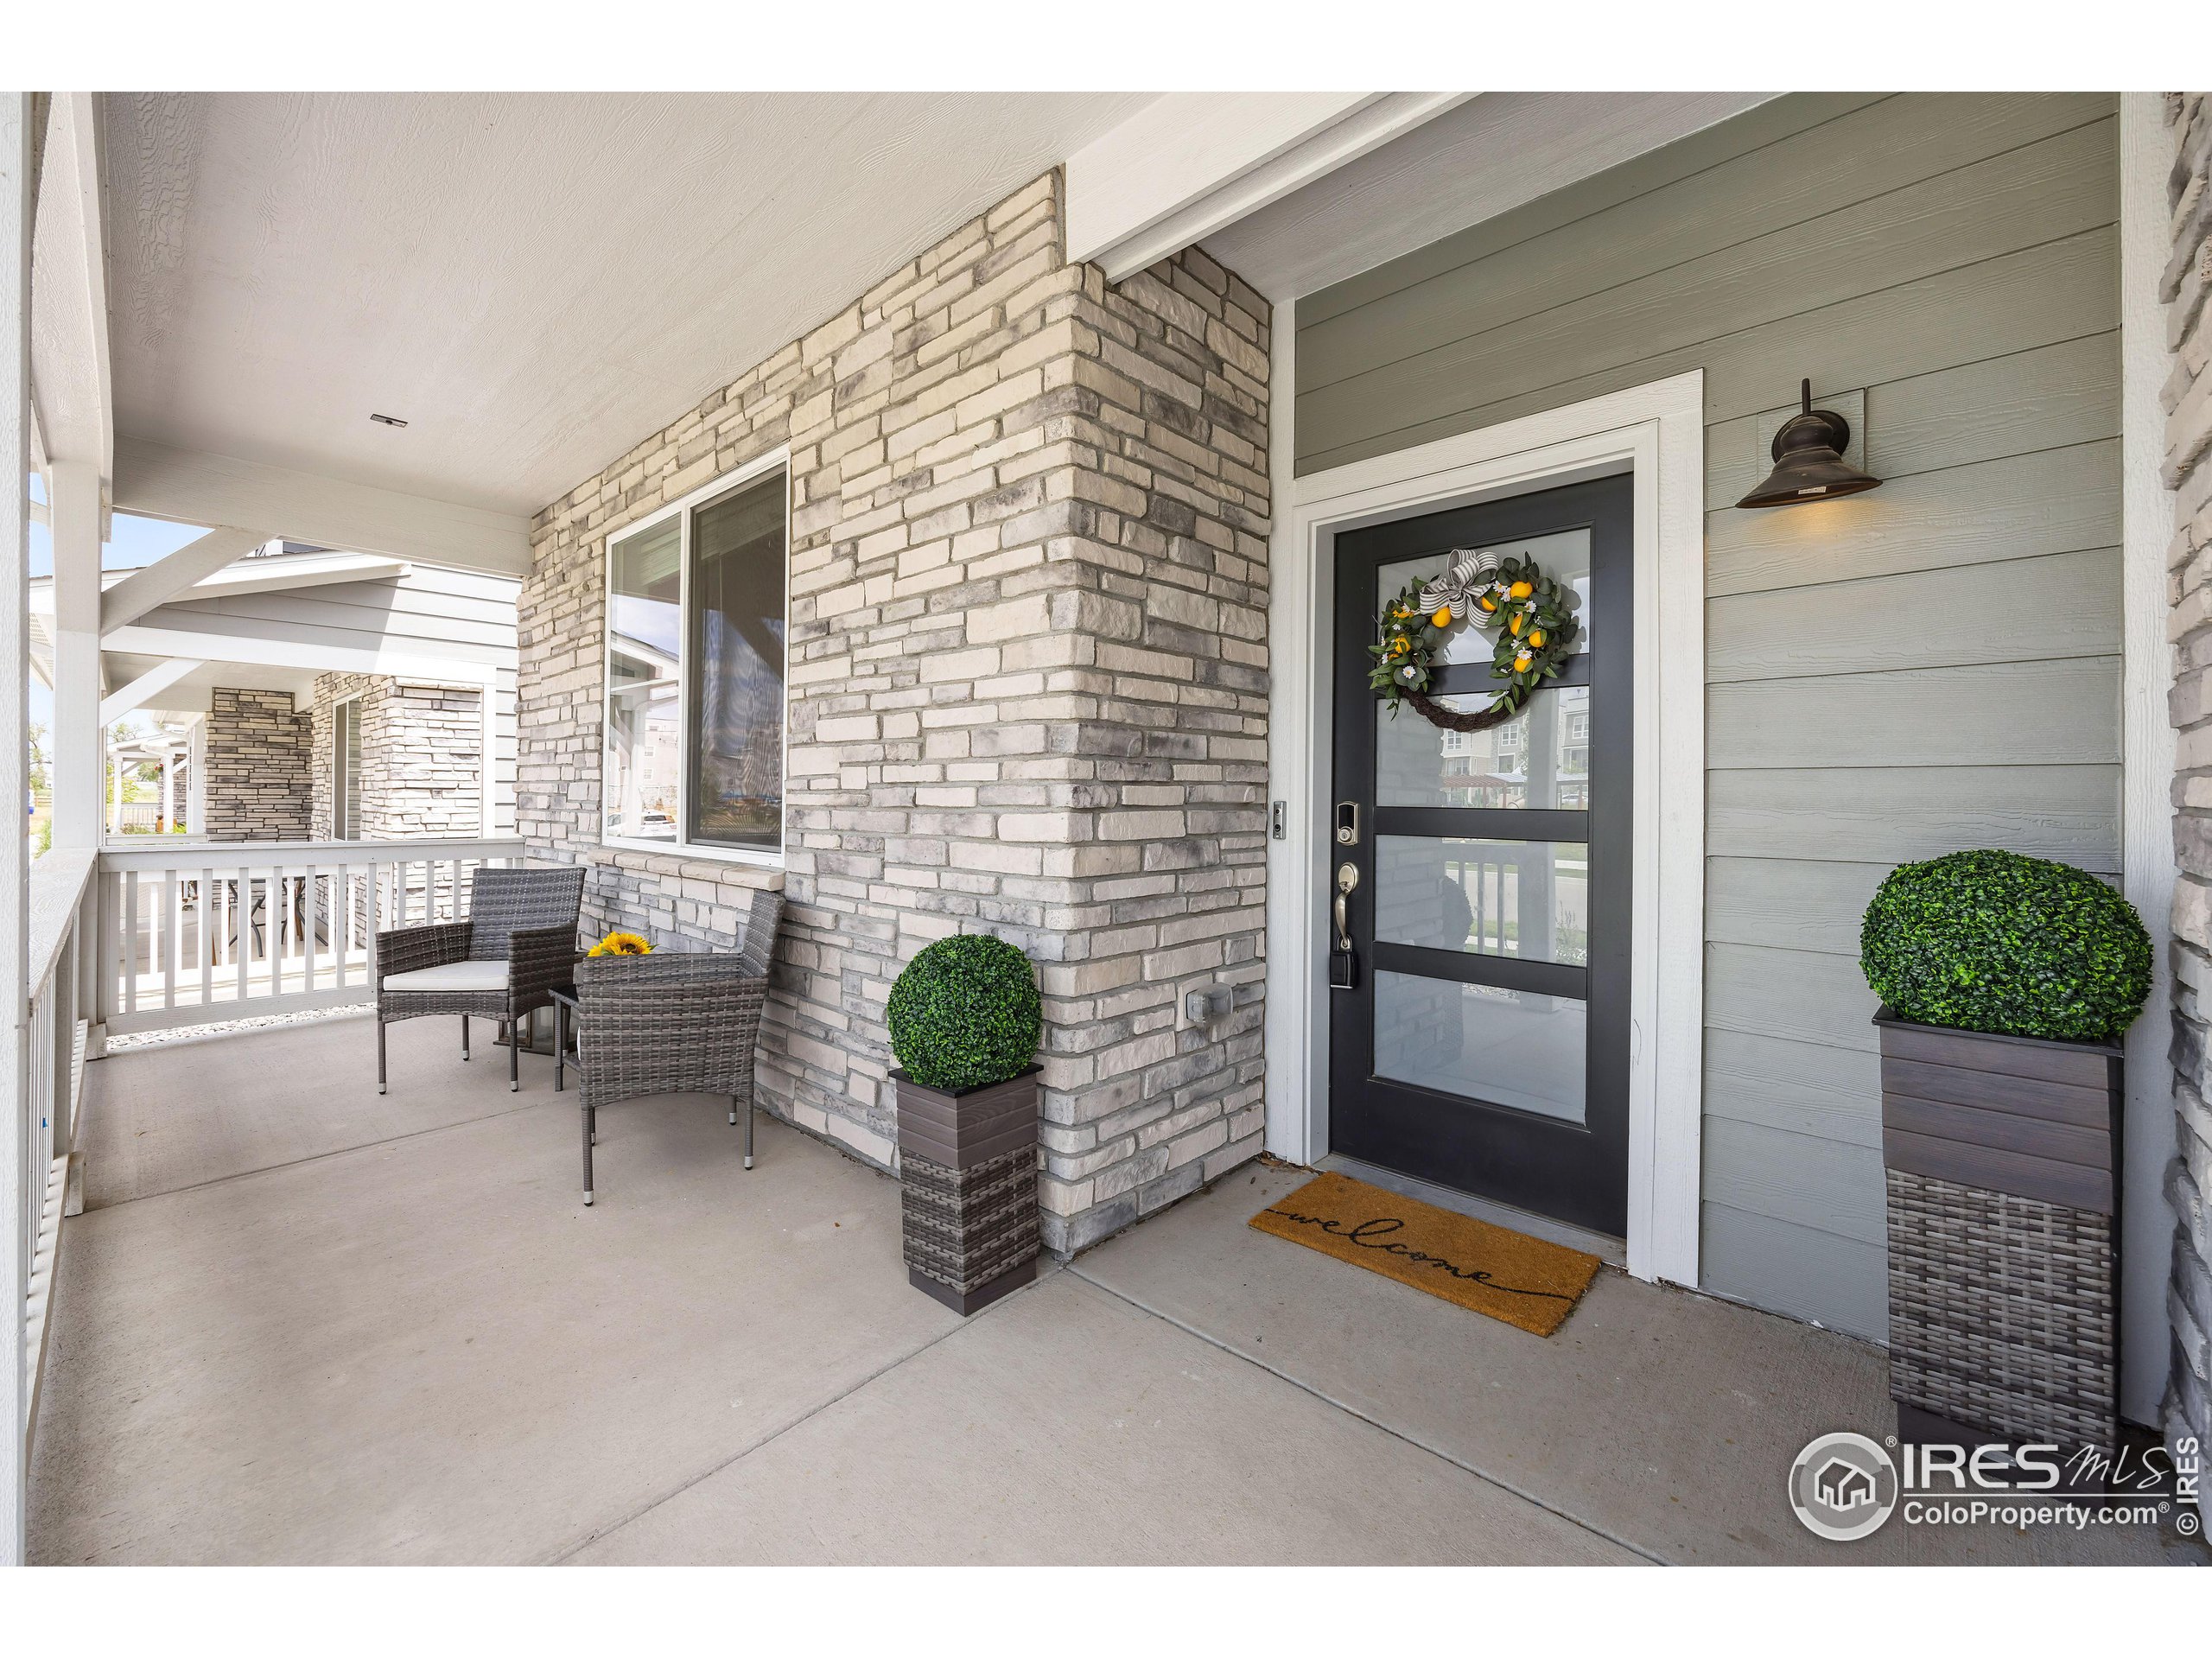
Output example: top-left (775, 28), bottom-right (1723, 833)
top-left (2165, 90), bottom-right (2212, 1507)
top-left (201, 686), bottom-right (311, 841)
top-left (306, 671), bottom-right (485, 839)
top-left (518, 170), bottom-right (1270, 1251)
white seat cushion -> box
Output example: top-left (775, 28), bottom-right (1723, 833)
top-left (381, 960), bottom-right (508, 994)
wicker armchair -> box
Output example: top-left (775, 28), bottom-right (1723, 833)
top-left (569, 887), bottom-right (782, 1205)
top-left (374, 865), bottom-right (585, 1094)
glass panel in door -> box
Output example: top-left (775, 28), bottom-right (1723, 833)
top-left (1374, 836), bottom-right (1589, 964)
top-left (1371, 972), bottom-right (1589, 1124)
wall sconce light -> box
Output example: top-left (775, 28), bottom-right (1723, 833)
top-left (1735, 379), bottom-right (1882, 509)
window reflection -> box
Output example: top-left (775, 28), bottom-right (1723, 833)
top-left (607, 518), bottom-right (683, 842)
top-left (1373, 971), bottom-right (1587, 1124)
top-left (1376, 836), bottom-right (1588, 966)
top-left (687, 475), bottom-right (785, 852)
top-left (1378, 684), bottom-right (1591, 810)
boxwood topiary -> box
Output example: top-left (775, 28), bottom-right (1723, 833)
top-left (887, 932), bottom-right (1041, 1092)
top-left (1859, 849), bottom-right (2150, 1045)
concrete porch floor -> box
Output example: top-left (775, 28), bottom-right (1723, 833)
top-left (28, 1016), bottom-right (2195, 1565)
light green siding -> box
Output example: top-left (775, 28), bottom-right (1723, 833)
top-left (1296, 92), bottom-right (2121, 1338)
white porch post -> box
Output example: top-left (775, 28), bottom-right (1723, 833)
top-left (48, 459), bottom-right (104, 851)
top-left (161, 751), bottom-right (175, 833)
top-left (187, 716), bottom-right (206, 836)
top-left (3, 86), bottom-right (36, 1570)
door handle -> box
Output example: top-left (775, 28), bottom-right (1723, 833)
top-left (1331, 862), bottom-right (1360, 990)
top-left (1333, 861), bottom-right (1359, 950)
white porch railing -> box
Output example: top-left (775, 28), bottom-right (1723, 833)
top-left (23, 848), bottom-right (96, 1459)
top-left (16, 837), bottom-right (524, 1500)
top-left (95, 837), bottom-right (527, 1036)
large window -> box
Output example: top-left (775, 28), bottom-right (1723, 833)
top-left (604, 460), bottom-right (787, 859)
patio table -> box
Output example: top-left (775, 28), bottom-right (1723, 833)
top-left (548, 983), bottom-right (582, 1091)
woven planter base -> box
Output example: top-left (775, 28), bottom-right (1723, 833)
top-left (1886, 1169), bottom-right (2117, 1452)
top-left (901, 1144), bottom-right (1041, 1299)
top-left (894, 1066), bottom-right (1041, 1317)
top-left (1876, 1009), bottom-right (2121, 1456)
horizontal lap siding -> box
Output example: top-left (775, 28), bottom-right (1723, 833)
top-left (156, 566), bottom-right (520, 666)
top-left (1295, 92), bottom-right (2121, 1338)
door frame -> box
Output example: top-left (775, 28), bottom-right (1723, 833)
top-left (1263, 369), bottom-right (1706, 1288)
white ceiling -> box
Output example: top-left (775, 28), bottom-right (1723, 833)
top-left (1200, 92), bottom-right (1778, 303)
top-left (102, 92), bottom-right (1155, 518)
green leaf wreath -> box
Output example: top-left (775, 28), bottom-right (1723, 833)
top-left (1366, 550), bottom-right (1582, 726)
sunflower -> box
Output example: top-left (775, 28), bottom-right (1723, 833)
top-left (589, 930), bottom-right (652, 957)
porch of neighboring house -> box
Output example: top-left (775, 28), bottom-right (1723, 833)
top-left (102, 728), bottom-right (187, 836)
top-left (28, 1014), bottom-right (2191, 1567)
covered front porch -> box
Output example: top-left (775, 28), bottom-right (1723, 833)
top-left (27, 1013), bottom-right (2185, 1566)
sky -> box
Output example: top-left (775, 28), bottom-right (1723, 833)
top-left (27, 470), bottom-right (213, 735)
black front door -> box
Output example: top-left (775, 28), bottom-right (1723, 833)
top-left (1328, 475), bottom-right (1632, 1237)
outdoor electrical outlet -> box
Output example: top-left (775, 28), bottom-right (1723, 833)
top-left (1184, 985), bottom-right (1234, 1024)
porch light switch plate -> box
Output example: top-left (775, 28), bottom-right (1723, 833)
top-left (1754, 387), bottom-right (1866, 475)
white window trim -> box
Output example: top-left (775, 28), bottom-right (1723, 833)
top-left (1262, 350), bottom-right (1706, 1291)
top-left (2118, 93), bottom-right (2180, 1426)
top-left (600, 445), bottom-right (791, 870)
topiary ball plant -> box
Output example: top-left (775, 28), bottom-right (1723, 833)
top-left (1859, 849), bottom-right (2150, 1045)
top-left (887, 933), bottom-right (1041, 1092)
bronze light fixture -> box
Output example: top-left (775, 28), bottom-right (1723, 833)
top-left (1735, 379), bottom-right (1882, 509)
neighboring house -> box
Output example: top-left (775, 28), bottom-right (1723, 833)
top-left (32, 542), bottom-right (519, 840)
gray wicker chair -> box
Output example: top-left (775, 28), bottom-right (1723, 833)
top-left (374, 865), bottom-right (585, 1094)
top-left (569, 887), bottom-right (782, 1205)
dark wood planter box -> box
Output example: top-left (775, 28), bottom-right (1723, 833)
top-left (1874, 1007), bottom-right (2122, 1454)
top-left (893, 1065), bottom-right (1041, 1316)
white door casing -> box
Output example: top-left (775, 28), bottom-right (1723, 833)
top-left (1262, 366), bottom-right (1707, 1288)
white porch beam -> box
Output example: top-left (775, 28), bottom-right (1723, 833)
top-left (27, 92), bottom-right (112, 485)
top-left (48, 460), bottom-right (105, 851)
top-left (179, 549), bottom-right (409, 602)
top-left (1065, 92), bottom-right (1471, 284)
top-left (104, 620), bottom-right (501, 688)
top-left (113, 436), bottom-right (533, 579)
top-left (2, 86), bottom-right (34, 1573)
top-left (99, 658), bottom-right (207, 725)
top-left (99, 526), bottom-right (270, 634)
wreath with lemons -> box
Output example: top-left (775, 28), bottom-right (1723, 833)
top-left (1367, 549), bottom-right (1581, 733)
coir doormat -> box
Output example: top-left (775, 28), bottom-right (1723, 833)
top-left (1249, 1172), bottom-right (1602, 1337)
